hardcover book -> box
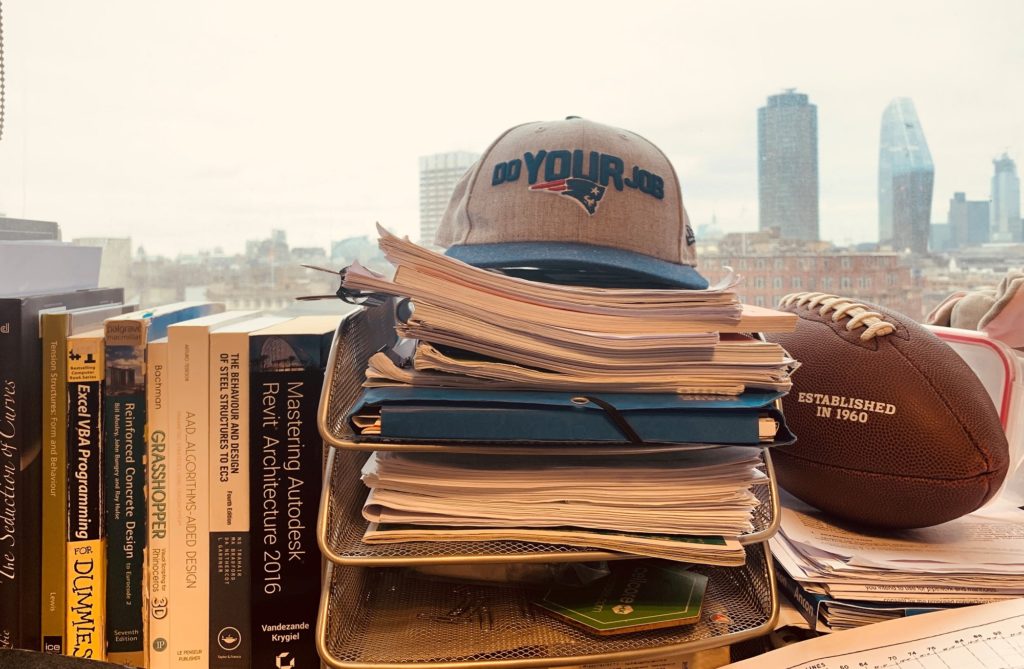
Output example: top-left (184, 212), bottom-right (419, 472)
top-left (249, 315), bottom-right (339, 669)
top-left (0, 287), bottom-right (123, 651)
top-left (208, 315), bottom-right (285, 669)
top-left (103, 302), bottom-right (224, 667)
top-left (65, 327), bottom-right (109, 660)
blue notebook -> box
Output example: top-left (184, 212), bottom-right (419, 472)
top-left (347, 387), bottom-right (794, 446)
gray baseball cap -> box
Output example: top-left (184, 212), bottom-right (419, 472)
top-left (435, 116), bottom-right (707, 289)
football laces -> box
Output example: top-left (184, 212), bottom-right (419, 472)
top-left (779, 292), bottom-right (896, 341)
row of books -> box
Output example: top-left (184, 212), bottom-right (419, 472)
top-left (0, 287), bottom-right (339, 668)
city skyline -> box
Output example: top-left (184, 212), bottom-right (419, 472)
top-left (0, 3), bottom-right (1022, 255)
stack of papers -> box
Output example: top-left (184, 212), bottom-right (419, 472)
top-left (360, 449), bottom-right (769, 566)
top-left (771, 491), bottom-right (1024, 632)
top-left (343, 225), bottom-right (797, 395)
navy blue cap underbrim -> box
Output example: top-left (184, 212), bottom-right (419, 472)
top-left (445, 242), bottom-right (709, 290)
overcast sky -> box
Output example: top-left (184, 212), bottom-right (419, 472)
top-left (0, 1), bottom-right (1022, 256)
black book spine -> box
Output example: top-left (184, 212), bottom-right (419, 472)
top-left (0, 300), bottom-right (23, 649)
top-left (248, 333), bottom-right (327, 669)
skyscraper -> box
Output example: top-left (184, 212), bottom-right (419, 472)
top-left (990, 153), bottom-right (1021, 243)
top-left (947, 192), bottom-right (990, 249)
top-left (878, 98), bottom-right (934, 254)
top-left (419, 151), bottom-right (479, 248)
top-left (758, 89), bottom-right (819, 240)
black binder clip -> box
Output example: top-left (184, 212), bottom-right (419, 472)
top-left (296, 264), bottom-right (390, 308)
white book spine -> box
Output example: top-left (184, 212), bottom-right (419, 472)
top-left (166, 325), bottom-right (212, 666)
top-left (146, 339), bottom-right (170, 669)
top-left (208, 330), bottom-right (251, 667)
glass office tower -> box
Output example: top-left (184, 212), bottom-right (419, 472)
top-left (878, 98), bottom-right (934, 254)
top-left (990, 153), bottom-right (1021, 243)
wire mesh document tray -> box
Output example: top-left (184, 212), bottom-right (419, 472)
top-left (316, 541), bottom-right (778, 669)
top-left (318, 301), bottom-right (791, 456)
top-left (317, 445), bottom-right (780, 566)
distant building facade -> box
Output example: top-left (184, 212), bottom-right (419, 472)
top-left (990, 153), bottom-right (1021, 243)
top-left (947, 192), bottom-right (990, 249)
top-left (878, 98), bottom-right (934, 254)
top-left (700, 230), bottom-right (921, 318)
top-left (419, 151), bottom-right (479, 249)
top-left (758, 89), bottom-right (819, 241)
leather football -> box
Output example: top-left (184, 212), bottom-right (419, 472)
top-left (765, 292), bottom-right (1009, 529)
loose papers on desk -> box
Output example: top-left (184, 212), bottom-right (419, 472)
top-left (771, 491), bottom-right (1024, 631)
top-left (724, 598), bottom-right (1024, 669)
top-left (347, 387), bottom-right (792, 445)
top-left (358, 449), bottom-right (767, 565)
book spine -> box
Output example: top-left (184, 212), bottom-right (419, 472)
top-left (773, 559), bottom-right (825, 632)
top-left (249, 334), bottom-right (326, 669)
top-left (0, 301), bottom-right (22, 649)
top-left (40, 313), bottom-right (69, 654)
top-left (103, 321), bottom-right (148, 666)
top-left (209, 332), bottom-right (250, 668)
top-left (66, 335), bottom-right (107, 660)
top-left (146, 340), bottom-right (170, 669)
top-left (167, 326), bottom-right (211, 666)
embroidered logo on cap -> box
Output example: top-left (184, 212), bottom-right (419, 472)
top-left (490, 148), bottom-right (665, 217)
top-left (530, 178), bottom-right (606, 214)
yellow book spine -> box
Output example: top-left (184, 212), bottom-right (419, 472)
top-left (65, 329), bottom-right (107, 660)
top-left (65, 539), bottom-right (106, 661)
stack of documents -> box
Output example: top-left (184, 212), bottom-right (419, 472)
top-left (771, 491), bottom-right (1024, 632)
top-left (343, 225), bottom-right (798, 396)
top-left (333, 227), bottom-right (797, 570)
top-left (360, 449), bottom-right (769, 566)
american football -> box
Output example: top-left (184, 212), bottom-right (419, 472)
top-left (765, 292), bottom-right (1009, 529)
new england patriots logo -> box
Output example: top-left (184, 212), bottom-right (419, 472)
top-left (529, 178), bottom-right (606, 215)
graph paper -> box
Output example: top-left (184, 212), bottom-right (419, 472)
top-left (726, 598), bottom-right (1024, 669)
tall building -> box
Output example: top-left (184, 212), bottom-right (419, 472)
top-left (990, 153), bottom-right (1021, 243)
top-left (878, 98), bottom-right (934, 254)
top-left (757, 89), bottom-right (819, 241)
top-left (419, 151), bottom-right (479, 248)
top-left (947, 192), bottom-right (990, 250)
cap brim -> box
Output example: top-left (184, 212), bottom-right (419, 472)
top-left (445, 242), bottom-right (709, 290)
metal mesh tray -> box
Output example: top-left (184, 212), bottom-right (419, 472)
top-left (318, 302), bottom-right (789, 456)
top-left (317, 446), bottom-right (780, 566)
top-left (316, 542), bottom-right (777, 668)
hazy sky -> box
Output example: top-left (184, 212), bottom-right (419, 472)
top-left (1, 1), bottom-right (1022, 256)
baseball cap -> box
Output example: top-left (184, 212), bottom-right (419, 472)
top-left (435, 116), bottom-right (708, 289)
